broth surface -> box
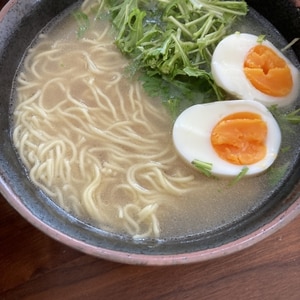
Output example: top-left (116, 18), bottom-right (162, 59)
top-left (11, 0), bottom-right (300, 239)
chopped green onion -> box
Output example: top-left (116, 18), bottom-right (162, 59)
top-left (229, 166), bottom-right (249, 186)
top-left (192, 159), bottom-right (213, 177)
top-left (269, 105), bottom-right (300, 125)
top-left (268, 105), bottom-right (300, 137)
top-left (283, 108), bottom-right (300, 124)
top-left (257, 34), bottom-right (265, 44)
top-left (280, 146), bottom-right (291, 154)
top-left (268, 162), bottom-right (289, 186)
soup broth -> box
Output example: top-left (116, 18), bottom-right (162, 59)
top-left (11, 0), bottom-right (300, 239)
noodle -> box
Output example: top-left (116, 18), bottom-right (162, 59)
top-left (12, 3), bottom-right (201, 239)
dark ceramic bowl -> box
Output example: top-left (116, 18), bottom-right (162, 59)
top-left (0, 0), bottom-right (300, 265)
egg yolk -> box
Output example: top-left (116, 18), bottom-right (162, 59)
top-left (243, 45), bottom-right (293, 97)
top-left (211, 112), bottom-right (267, 165)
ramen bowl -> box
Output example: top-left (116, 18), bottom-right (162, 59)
top-left (0, 0), bottom-right (300, 265)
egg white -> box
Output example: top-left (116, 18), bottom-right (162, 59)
top-left (172, 100), bottom-right (281, 177)
top-left (211, 33), bottom-right (300, 107)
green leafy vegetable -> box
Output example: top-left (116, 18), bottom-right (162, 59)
top-left (280, 146), bottom-right (291, 154)
top-left (229, 166), bottom-right (249, 186)
top-left (269, 104), bottom-right (300, 142)
top-left (191, 159), bottom-right (213, 177)
top-left (105, 0), bottom-right (248, 117)
top-left (269, 105), bottom-right (300, 125)
top-left (73, 11), bottom-right (90, 38)
top-left (268, 162), bottom-right (289, 186)
top-left (140, 72), bottom-right (222, 119)
top-left (282, 108), bottom-right (300, 125)
top-left (281, 38), bottom-right (300, 52)
top-left (257, 34), bottom-right (265, 44)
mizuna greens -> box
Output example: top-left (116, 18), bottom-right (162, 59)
top-left (105, 0), bottom-right (248, 117)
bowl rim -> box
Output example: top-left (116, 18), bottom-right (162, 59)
top-left (0, 0), bottom-right (16, 21)
top-left (2, 177), bottom-right (300, 265)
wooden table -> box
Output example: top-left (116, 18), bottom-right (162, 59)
top-left (1, 192), bottom-right (300, 299)
top-left (1, 1), bottom-right (300, 299)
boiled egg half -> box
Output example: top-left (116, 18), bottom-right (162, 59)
top-left (172, 100), bottom-right (281, 177)
top-left (211, 33), bottom-right (300, 107)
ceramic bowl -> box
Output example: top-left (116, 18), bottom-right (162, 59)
top-left (0, 0), bottom-right (299, 265)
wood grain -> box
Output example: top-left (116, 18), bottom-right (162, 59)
top-left (1, 1), bottom-right (300, 299)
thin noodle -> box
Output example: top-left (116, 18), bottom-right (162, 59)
top-left (12, 2), bottom-right (201, 239)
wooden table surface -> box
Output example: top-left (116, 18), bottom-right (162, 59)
top-left (1, 1), bottom-right (300, 299)
top-left (1, 192), bottom-right (300, 300)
